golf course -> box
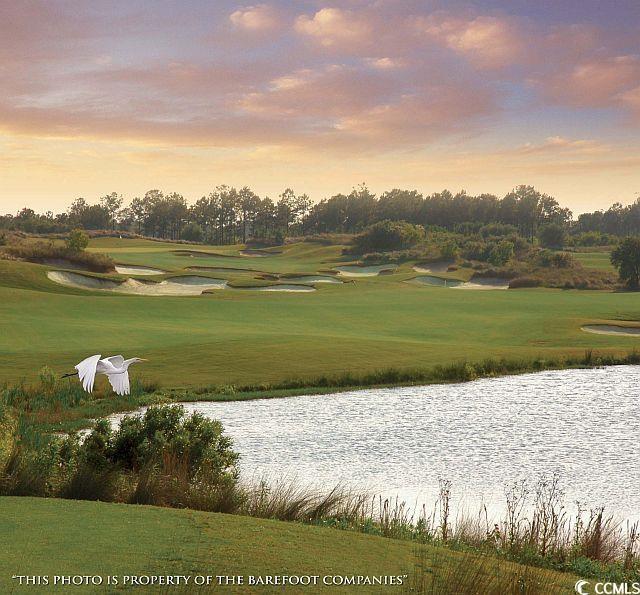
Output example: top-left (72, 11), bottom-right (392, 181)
top-left (2, 235), bottom-right (639, 594)
top-left (1, 236), bottom-right (639, 391)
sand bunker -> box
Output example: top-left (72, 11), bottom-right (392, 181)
top-left (187, 266), bottom-right (257, 274)
top-left (413, 261), bottom-right (453, 274)
top-left (173, 249), bottom-right (235, 258)
top-left (48, 271), bottom-right (227, 296)
top-left (284, 275), bottom-right (343, 284)
top-left (582, 324), bottom-right (640, 337)
top-left (411, 275), bottom-right (463, 288)
top-left (239, 249), bottom-right (282, 257)
top-left (452, 277), bottom-right (510, 290)
top-left (236, 284), bottom-right (315, 292)
top-left (333, 264), bottom-right (397, 277)
top-left (410, 275), bottom-right (509, 290)
top-left (115, 265), bottom-right (165, 276)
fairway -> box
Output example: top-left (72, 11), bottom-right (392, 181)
top-left (0, 238), bottom-right (638, 388)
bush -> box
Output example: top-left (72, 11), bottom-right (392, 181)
top-left (488, 240), bottom-right (514, 266)
top-left (538, 223), bottom-right (566, 249)
top-left (611, 237), bottom-right (640, 289)
top-left (537, 250), bottom-right (575, 268)
top-left (106, 405), bottom-right (238, 482)
top-left (353, 220), bottom-right (425, 253)
top-left (509, 276), bottom-right (543, 288)
top-left (181, 222), bottom-right (204, 243)
top-left (66, 229), bottom-right (90, 252)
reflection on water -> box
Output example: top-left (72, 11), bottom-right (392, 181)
top-left (110, 366), bottom-right (640, 518)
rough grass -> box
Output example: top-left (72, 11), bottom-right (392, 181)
top-left (2, 240), bottom-right (115, 272)
top-left (0, 497), bottom-right (579, 594)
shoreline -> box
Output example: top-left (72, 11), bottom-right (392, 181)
top-left (38, 349), bottom-right (640, 433)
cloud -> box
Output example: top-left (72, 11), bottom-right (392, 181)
top-left (230, 4), bottom-right (282, 31)
top-left (334, 84), bottom-right (496, 147)
top-left (416, 13), bottom-right (526, 69)
top-left (239, 64), bottom-right (392, 118)
top-left (535, 55), bottom-right (640, 110)
top-left (511, 136), bottom-right (610, 156)
top-left (295, 8), bottom-right (374, 49)
top-left (365, 57), bottom-right (403, 70)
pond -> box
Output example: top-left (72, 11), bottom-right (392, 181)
top-left (108, 366), bottom-right (640, 520)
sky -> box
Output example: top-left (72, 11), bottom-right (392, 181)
top-left (1, 0), bottom-right (639, 214)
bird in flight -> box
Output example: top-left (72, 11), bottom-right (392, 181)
top-left (62, 354), bottom-right (147, 396)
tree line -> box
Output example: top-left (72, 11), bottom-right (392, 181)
top-left (2, 184), bottom-right (638, 244)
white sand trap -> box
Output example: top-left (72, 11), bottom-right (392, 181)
top-left (333, 264), bottom-right (397, 277)
top-left (285, 275), bottom-right (343, 284)
top-left (413, 261), bottom-right (453, 274)
top-left (411, 275), bottom-right (463, 288)
top-left (582, 324), bottom-right (640, 337)
top-left (236, 284), bottom-right (316, 292)
top-left (48, 271), bottom-right (227, 296)
top-left (452, 277), bottom-right (510, 290)
top-left (115, 265), bottom-right (165, 276)
top-left (187, 266), bottom-right (257, 274)
top-left (239, 249), bottom-right (281, 257)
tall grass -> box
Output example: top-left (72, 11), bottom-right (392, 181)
top-left (2, 240), bottom-right (114, 272)
top-left (402, 547), bottom-right (571, 594)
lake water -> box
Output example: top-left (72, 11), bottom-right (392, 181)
top-left (110, 366), bottom-right (640, 520)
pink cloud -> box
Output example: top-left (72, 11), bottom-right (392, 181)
top-left (230, 4), bottom-right (283, 32)
top-left (536, 55), bottom-right (640, 109)
top-left (239, 64), bottom-right (392, 118)
top-left (417, 13), bottom-right (526, 69)
top-left (295, 8), bottom-right (374, 50)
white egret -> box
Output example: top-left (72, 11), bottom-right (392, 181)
top-left (62, 354), bottom-right (147, 396)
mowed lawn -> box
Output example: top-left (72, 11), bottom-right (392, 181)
top-left (0, 497), bottom-right (577, 594)
top-left (572, 250), bottom-right (616, 272)
top-left (1, 239), bottom-right (639, 387)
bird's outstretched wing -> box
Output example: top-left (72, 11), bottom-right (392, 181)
top-left (107, 372), bottom-right (130, 396)
top-left (75, 354), bottom-right (102, 393)
top-left (103, 355), bottom-right (124, 368)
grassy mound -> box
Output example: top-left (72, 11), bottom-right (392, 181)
top-left (2, 241), bottom-right (114, 273)
top-left (0, 497), bottom-right (577, 594)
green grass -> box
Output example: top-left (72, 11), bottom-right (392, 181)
top-left (0, 238), bottom-right (638, 388)
top-left (0, 497), bottom-right (577, 594)
top-left (572, 251), bottom-right (615, 271)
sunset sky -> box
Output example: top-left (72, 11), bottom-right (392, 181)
top-left (1, 0), bottom-right (639, 214)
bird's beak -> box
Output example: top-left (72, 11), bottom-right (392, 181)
top-left (138, 358), bottom-right (149, 362)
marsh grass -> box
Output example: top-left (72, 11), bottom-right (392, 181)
top-left (402, 547), bottom-right (571, 595)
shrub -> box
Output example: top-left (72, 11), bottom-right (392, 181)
top-left (509, 276), bottom-right (543, 288)
top-left (66, 229), bottom-right (90, 252)
top-left (538, 224), bottom-right (567, 249)
top-left (106, 405), bottom-right (238, 482)
top-left (440, 240), bottom-right (459, 260)
top-left (181, 222), bottom-right (204, 243)
top-left (537, 250), bottom-right (575, 268)
top-left (488, 240), bottom-right (514, 266)
top-left (611, 237), bottom-right (640, 289)
top-left (353, 220), bottom-right (425, 253)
